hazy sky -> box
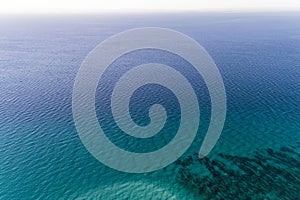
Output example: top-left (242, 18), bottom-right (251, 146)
top-left (1, 0), bottom-right (300, 14)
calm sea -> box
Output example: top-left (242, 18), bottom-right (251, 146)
top-left (0, 13), bottom-right (299, 199)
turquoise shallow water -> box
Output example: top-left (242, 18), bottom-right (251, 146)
top-left (0, 13), bottom-right (300, 199)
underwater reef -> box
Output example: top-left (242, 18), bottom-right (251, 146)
top-left (173, 145), bottom-right (300, 199)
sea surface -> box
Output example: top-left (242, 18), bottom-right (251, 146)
top-left (0, 13), bottom-right (299, 199)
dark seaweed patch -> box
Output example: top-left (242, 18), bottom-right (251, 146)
top-left (173, 146), bottom-right (300, 200)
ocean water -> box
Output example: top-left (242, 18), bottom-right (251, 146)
top-left (0, 13), bottom-right (300, 199)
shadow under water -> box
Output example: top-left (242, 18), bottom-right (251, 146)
top-left (173, 145), bottom-right (300, 199)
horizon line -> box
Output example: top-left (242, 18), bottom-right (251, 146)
top-left (1, 8), bottom-right (300, 15)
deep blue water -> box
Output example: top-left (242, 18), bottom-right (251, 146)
top-left (0, 13), bottom-right (300, 199)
